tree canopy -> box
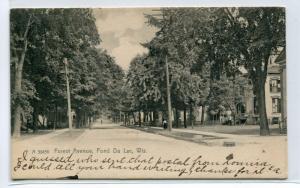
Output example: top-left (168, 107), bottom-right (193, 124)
top-left (125, 7), bottom-right (285, 135)
top-left (11, 9), bottom-right (125, 137)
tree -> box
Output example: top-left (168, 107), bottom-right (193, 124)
top-left (227, 8), bottom-right (285, 135)
top-left (125, 54), bottom-right (162, 125)
top-left (11, 10), bottom-right (35, 137)
top-left (119, 8), bottom-right (212, 129)
top-left (145, 8), bottom-right (217, 127)
top-left (206, 73), bottom-right (248, 124)
top-left (10, 9), bottom-right (124, 137)
top-left (147, 8), bottom-right (285, 135)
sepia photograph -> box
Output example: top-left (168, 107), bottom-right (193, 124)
top-left (10, 7), bottom-right (287, 179)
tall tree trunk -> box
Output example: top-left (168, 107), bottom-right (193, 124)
top-left (232, 75), bottom-right (236, 126)
top-left (138, 111), bottom-right (142, 127)
top-left (150, 111), bottom-right (153, 122)
top-left (13, 106), bottom-right (22, 138)
top-left (76, 109), bottom-right (80, 128)
top-left (13, 55), bottom-right (26, 137)
top-left (183, 108), bottom-right (187, 128)
top-left (54, 104), bottom-right (58, 130)
top-left (143, 111), bottom-right (146, 122)
top-left (175, 108), bottom-right (179, 128)
top-left (83, 112), bottom-right (87, 128)
top-left (165, 55), bottom-right (172, 131)
top-left (257, 78), bottom-right (270, 135)
top-left (89, 115), bottom-right (92, 129)
top-left (252, 62), bottom-right (270, 136)
top-left (12, 15), bottom-right (32, 138)
top-left (200, 105), bottom-right (205, 125)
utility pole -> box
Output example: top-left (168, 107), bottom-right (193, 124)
top-left (232, 74), bottom-right (236, 126)
top-left (64, 58), bottom-right (72, 131)
top-left (165, 55), bottom-right (172, 131)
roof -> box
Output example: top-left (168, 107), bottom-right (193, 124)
top-left (275, 49), bottom-right (286, 65)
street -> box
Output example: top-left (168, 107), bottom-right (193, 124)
top-left (12, 119), bottom-right (287, 179)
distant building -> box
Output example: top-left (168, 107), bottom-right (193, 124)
top-left (265, 62), bottom-right (281, 124)
top-left (275, 49), bottom-right (287, 132)
top-left (243, 52), bottom-right (284, 125)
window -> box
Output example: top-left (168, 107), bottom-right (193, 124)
top-left (270, 79), bottom-right (281, 93)
top-left (272, 98), bottom-right (281, 113)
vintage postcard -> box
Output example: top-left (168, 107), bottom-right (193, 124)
top-left (11, 7), bottom-right (287, 179)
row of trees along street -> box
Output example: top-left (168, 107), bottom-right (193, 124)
top-left (10, 8), bottom-right (285, 138)
top-left (11, 9), bottom-right (125, 138)
top-left (123, 7), bottom-right (285, 136)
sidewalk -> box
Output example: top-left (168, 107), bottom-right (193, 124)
top-left (12, 128), bottom-right (88, 145)
top-left (13, 128), bottom-right (70, 142)
top-left (125, 125), bottom-right (287, 147)
top-left (187, 124), bottom-right (282, 136)
top-left (12, 120), bottom-right (118, 144)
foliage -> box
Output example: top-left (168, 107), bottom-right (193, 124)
top-left (10, 9), bottom-right (124, 133)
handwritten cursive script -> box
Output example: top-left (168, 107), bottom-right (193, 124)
top-left (13, 150), bottom-right (282, 178)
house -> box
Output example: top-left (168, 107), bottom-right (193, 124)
top-left (275, 49), bottom-right (287, 132)
top-left (265, 63), bottom-right (282, 124)
top-left (242, 52), bottom-right (284, 125)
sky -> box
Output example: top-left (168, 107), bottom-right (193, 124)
top-left (93, 8), bottom-right (158, 71)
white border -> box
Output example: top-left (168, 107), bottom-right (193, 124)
top-left (1, 0), bottom-right (300, 188)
